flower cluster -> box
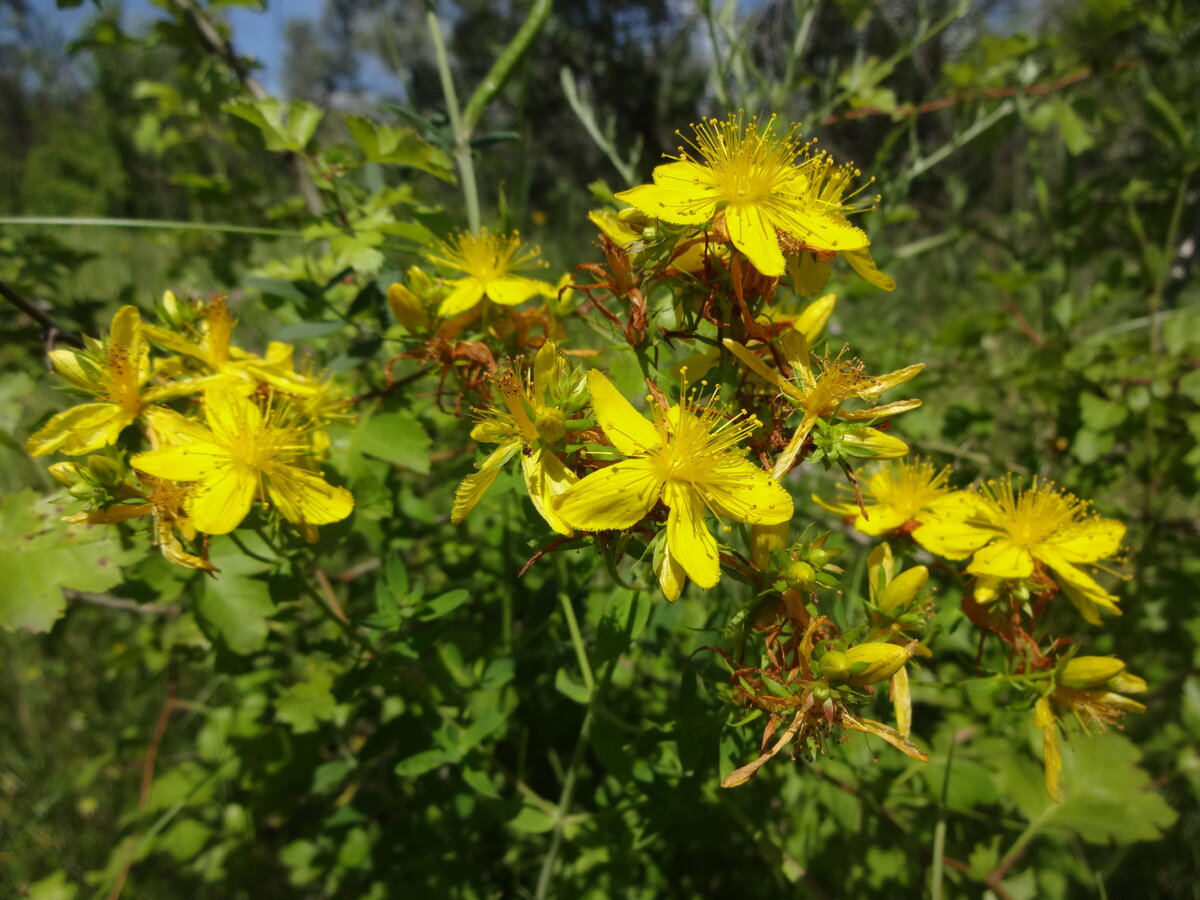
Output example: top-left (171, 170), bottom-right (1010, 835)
top-left (31, 296), bottom-right (354, 570)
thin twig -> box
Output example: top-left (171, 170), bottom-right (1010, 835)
top-left (67, 590), bottom-right (181, 617)
top-left (166, 0), bottom-right (324, 215)
top-left (107, 681), bottom-right (177, 900)
top-left (350, 365), bottom-right (435, 405)
top-left (0, 279), bottom-right (84, 349)
top-left (820, 63), bottom-right (1134, 126)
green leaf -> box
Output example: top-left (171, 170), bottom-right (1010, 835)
top-left (197, 538), bottom-right (277, 655)
top-left (351, 411), bottom-right (432, 473)
top-left (224, 98), bottom-right (323, 152)
top-left (275, 666), bottom-right (341, 734)
top-left (27, 871), bottom-right (77, 900)
top-left (0, 490), bottom-right (142, 632)
top-left (345, 114), bottom-right (456, 182)
top-left (416, 588), bottom-right (470, 622)
top-left (594, 587), bottom-right (651, 664)
top-left (273, 320), bottom-right (348, 342)
top-left (995, 730), bottom-right (1177, 844)
top-left (508, 803), bottom-right (555, 834)
top-left (394, 748), bottom-right (455, 777)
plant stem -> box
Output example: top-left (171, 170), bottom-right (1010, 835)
top-left (427, 9), bottom-right (481, 232)
top-left (0, 216), bottom-right (298, 236)
top-left (559, 589), bottom-right (595, 696)
top-left (930, 735), bottom-right (956, 900)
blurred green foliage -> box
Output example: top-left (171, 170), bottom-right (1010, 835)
top-left (1, 0), bottom-right (1198, 897)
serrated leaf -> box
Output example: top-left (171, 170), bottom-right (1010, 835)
top-left (345, 114), bottom-right (456, 182)
top-left (224, 98), bottom-right (323, 152)
top-left (995, 730), bottom-right (1176, 844)
top-left (0, 490), bottom-right (142, 632)
top-left (275, 666), bottom-right (340, 734)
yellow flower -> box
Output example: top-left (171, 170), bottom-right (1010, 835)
top-left (1035, 657), bottom-right (1146, 801)
top-left (723, 332), bottom-right (923, 478)
top-left (451, 342), bottom-right (581, 535)
top-left (615, 113), bottom-right (886, 282)
top-left (27, 305), bottom-right (203, 457)
top-left (130, 387), bottom-right (353, 536)
top-left (913, 478), bottom-right (1126, 625)
top-left (553, 370), bottom-right (793, 599)
top-left (814, 458), bottom-right (955, 536)
top-left (426, 228), bottom-right (556, 317)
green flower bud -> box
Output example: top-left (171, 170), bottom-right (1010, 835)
top-left (878, 565), bottom-right (928, 614)
top-left (535, 407), bottom-right (567, 443)
top-left (1060, 656), bottom-right (1126, 689)
top-left (48, 462), bottom-right (84, 488)
top-left (785, 560), bottom-right (816, 590)
top-left (843, 642), bottom-right (913, 687)
top-left (820, 650), bottom-right (850, 683)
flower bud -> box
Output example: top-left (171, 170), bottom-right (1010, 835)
top-left (839, 426), bottom-right (909, 460)
top-left (535, 407), bottom-right (567, 444)
top-left (750, 522), bottom-right (788, 570)
top-left (387, 283), bottom-right (430, 335)
top-left (49, 462), bottom-right (84, 488)
top-left (1060, 656), bottom-right (1126, 689)
top-left (87, 455), bottom-right (125, 485)
top-left (1107, 671), bottom-right (1147, 694)
top-left (784, 560), bottom-right (816, 590)
top-left (878, 565), bottom-right (928, 615)
top-left (792, 293), bottom-right (836, 344)
top-left (819, 650), bottom-right (850, 683)
top-left (842, 641), bottom-right (913, 687)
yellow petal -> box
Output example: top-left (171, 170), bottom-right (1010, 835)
top-left (967, 539), bottom-right (1034, 578)
top-left (110, 304), bottom-right (141, 349)
top-left (772, 207), bottom-right (870, 253)
top-left (855, 507), bottom-right (909, 536)
top-left (588, 209), bottom-right (640, 245)
top-left (521, 448), bottom-right (578, 536)
top-left (554, 458), bottom-right (662, 531)
top-left (911, 518), bottom-right (996, 560)
top-left (586, 369), bottom-right (661, 455)
top-left (438, 278), bottom-right (486, 317)
top-left (267, 465), bottom-right (353, 526)
top-left (615, 161), bottom-right (719, 224)
top-left (721, 339), bottom-right (802, 400)
top-left (1034, 698), bottom-right (1063, 802)
top-left (156, 515), bottom-right (215, 572)
top-left (486, 275), bottom-right (553, 307)
top-left (844, 247), bottom-right (896, 291)
top-left (141, 405), bottom-right (214, 447)
top-left (203, 387), bottom-right (260, 443)
top-left (891, 666), bottom-right (912, 737)
top-left (451, 442), bottom-right (518, 524)
top-left (663, 482), bottom-right (720, 589)
top-left (792, 293), bottom-right (837, 344)
top-left (1048, 517), bottom-right (1125, 563)
top-left (726, 203), bottom-right (785, 277)
top-left (1037, 547), bottom-right (1121, 623)
top-left (786, 252), bottom-right (830, 297)
top-left (26, 403), bottom-right (128, 456)
top-left (187, 465), bottom-right (257, 534)
top-left (868, 364), bottom-right (926, 395)
top-left (699, 459), bottom-right (793, 525)
top-left (48, 348), bottom-right (94, 391)
top-left (132, 442), bottom-right (223, 482)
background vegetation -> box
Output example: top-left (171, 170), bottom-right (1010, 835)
top-left (1, 0), bottom-right (1197, 897)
